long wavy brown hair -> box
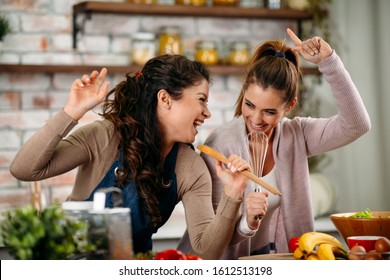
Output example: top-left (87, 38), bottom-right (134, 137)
top-left (234, 40), bottom-right (301, 116)
top-left (100, 54), bottom-right (210, 228)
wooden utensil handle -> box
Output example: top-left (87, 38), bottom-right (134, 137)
top-left (197, 145), bottom-right (282, 196)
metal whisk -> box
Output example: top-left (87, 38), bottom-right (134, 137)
top-left (246, 131), bottom-right (269, 219)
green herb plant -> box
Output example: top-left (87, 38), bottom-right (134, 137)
top-left (0, 14), bottom-right (11, 41)
top-left (1, 204), bottom-right (95, 260)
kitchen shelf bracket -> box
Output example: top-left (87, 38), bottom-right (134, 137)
top-left (73, 11), bottom-right (92, 49)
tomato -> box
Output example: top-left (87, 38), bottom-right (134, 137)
top-left (185, 254), bottom-right (202, 260)
top-left (288, 237), bottom-right (300, 253)
top-left (153, 249), bottom-right (187, 260)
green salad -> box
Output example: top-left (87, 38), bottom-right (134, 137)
top-left (349, 208), bottom-right (373, 218)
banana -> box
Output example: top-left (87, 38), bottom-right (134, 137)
top-left (306, 253), bottom-right (320, 260)
top-left (298, 232), bottom-right (347, 255)
top-left (293, 247), bottom-right (305, 260)
top-left (317, 243), bottom-right (336, 260)
top-left (316, 243), bottom-right (348, 260)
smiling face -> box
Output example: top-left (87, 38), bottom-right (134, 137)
top-left (242, 84), bottom-right (295, 138)
top-left (157, 79), bottom-right (211, 150)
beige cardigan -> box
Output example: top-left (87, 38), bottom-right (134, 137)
top-left (10, 109), bottom-right (242, 260)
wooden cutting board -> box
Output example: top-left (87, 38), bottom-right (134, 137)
top-left (239, 253), bottom-right (295, 260)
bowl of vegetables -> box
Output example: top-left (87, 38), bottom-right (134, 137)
top-left (329, 209), bottom-right (390, 246)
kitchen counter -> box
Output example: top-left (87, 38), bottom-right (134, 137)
top-left (239, 253), bottom-right (295, 260)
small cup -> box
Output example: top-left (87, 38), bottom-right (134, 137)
top-left (347, 236), bottom-right (384, 252)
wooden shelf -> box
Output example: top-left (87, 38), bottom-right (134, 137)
top-left (73, 2), bottom-right (312, 20)
top-left (72, 1), bottom-right (313, 48)
top-left (0, 64), bottom-right (320, 76)
top-left (0, 4), bottom-right (320, 77)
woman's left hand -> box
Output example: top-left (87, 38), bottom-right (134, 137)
top-left (287, 28), bottom-right (332, 65)
top-left (215, 154), bottom-right (250, 200)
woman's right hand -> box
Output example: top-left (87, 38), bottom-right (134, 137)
top-left (215, 154), bottom-right (251, 200)
top-left (64, 68), bottom-right (110, 120)
top-left (245, 191), bottom-right (268, 230)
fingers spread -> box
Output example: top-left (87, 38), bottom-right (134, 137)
top-left (97, 81), bottom-right (111, 101)
top-left (95, 68), bottom-right (108, 86)
top-left (81, 74), bottom-right (90, 84)
top-left (74, 79), bottom-right (84, 88)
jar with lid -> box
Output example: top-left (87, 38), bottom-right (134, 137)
top-left (158, 26), bottom-right (183, 55)
top-left (175, 0), bottom-right (191, 4)
top-left (195, 40), bottom-right (219, 65)
top-left (267, 0), bottom-right (283, 9)
top-left (131, 32), bottom-right (156, 65)
top-left (175, 0), bottom-right (206, 5)
top-left (213, 0), bottom-right (239, 6)
top-left (228, 41), bottom-right (251, 66)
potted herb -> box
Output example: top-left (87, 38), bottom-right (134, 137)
top-left (0, 14), bottom-right (11, 41)
top-left (0, 203), bottom-right (95, 260)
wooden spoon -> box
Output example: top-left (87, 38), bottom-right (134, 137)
top-left (197, 145), bottom-right (282, 196)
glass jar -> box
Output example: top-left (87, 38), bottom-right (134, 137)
top-left (267, 0), bottom-right (282, 9)
top-left (131, 32), bottom-right (156, 65)
top-left (190, 0), bottom-right (207, 5)
top-left (175, 0), bottom-right (206, 5)
top-left (195, 40), bottom-right (219, 65)
top-left (127, 0), bottom-right (157, 4)
top-left (213, 0), bottom-right (239, 6)
top-left (175, 0), bottom-right (191, 4)
top-left (158, 26), bottom-right (183, 55)
top-left (228, 41), bottom-right (251, 66)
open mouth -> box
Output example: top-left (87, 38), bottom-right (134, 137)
top-left (194, 120), bottom-right (203, 128)
top-left (250, 121), bottom-right (266, 131)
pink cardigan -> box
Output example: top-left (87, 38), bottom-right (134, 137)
top-left (178, 51), bottom-right (371, 259)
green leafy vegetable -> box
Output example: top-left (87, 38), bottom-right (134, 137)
top-left (1, 204), bottom-right (95, 259)
top-left (350, 208), bottom-right (373, 218)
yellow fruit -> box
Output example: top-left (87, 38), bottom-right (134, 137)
top-left (298, 232), bottom-right (347, 255)
top-left (317, 243), bottom-right (348, 260)
top-left (317, 243), bottom-right (336, 260)
top-left (306, 253), bottom-right (319, 260)
top-left (293, 247), bottom-right (305, 260)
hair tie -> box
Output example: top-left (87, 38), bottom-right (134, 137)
top-left (135, 71), bottom-right (142, 77)
top-left (275, 51), bottom-right (286, 58)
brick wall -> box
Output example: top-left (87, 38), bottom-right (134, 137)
top-left (0, 0), bottom-right (293, 210)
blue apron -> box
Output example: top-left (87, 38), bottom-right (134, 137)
top-left (85, 143), bottom-right (179, 253)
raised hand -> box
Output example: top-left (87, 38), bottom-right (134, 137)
top-left (287, 28), bottom-right (332, 65)
top-left (64, 68), bottom-right (110, 120)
